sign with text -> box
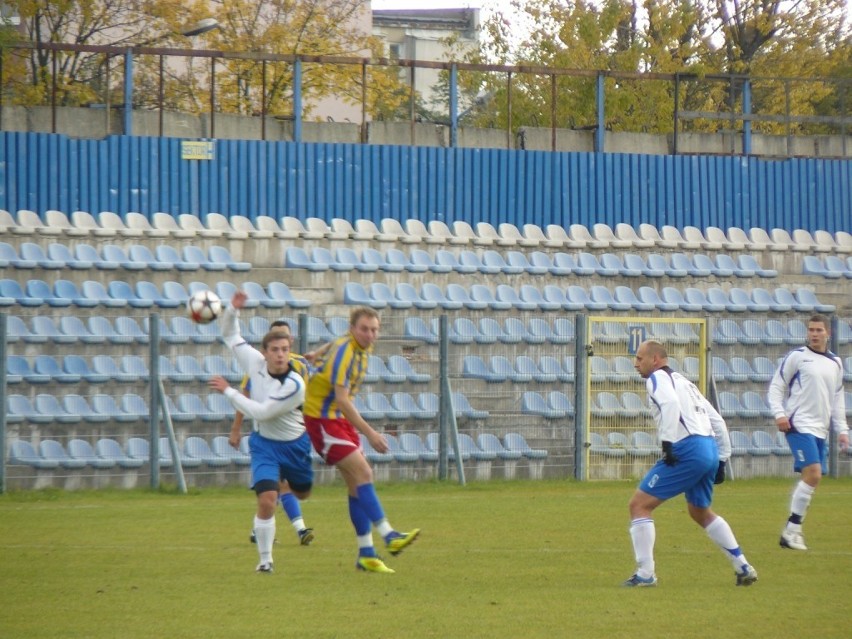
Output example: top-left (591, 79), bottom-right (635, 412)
top-left (181, 140), bottom-right (215, 160)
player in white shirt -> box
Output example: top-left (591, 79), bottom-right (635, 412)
top-left (768, 314), bottom-right (849, 551)
top-left (208, 290), bottom-right (314, 573)
top-left (623, 340), bottom-right (757, 587)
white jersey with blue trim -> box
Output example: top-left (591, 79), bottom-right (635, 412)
top-left (219, 306), bottom-right (306, 441)
top-left (767, 346), bottom-right (848, 439)
top-left (646, 367), bottom-right (732, 460)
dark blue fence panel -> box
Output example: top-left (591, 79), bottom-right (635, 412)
top-left (0, 131), bottom-right (849, 232)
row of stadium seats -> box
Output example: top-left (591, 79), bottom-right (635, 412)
top-left (802, 255), bottom-right (852, 279)
top-left (588, 429), bottom-right (812, 458)
top-left (5, 390), bottom-right (494, 426)
top-left (0, 279), bottom-right (309, 309)
top-left (7, 430), bottom-right (549, 472)
top-left (7, 353), bottom-right (428, 386)
top-left (3, 208), bottom-right (850, 254)
top-left (286, 246), bottom-right (781, 279)
top-left (0, 241), bottom-right (250, 272)
top-left (343, 281), bottom-right (835, 313)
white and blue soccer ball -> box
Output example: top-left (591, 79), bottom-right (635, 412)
top-left (186, 290), bottom-right (222, 324)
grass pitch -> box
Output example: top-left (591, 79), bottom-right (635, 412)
top-left (1, 477), bottom-right (850, 639)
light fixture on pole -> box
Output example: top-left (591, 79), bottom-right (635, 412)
top-left (123, 18), bottom-right (221, 135)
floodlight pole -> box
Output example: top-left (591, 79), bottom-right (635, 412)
top-left (123, 18), bottom-right (220, 136)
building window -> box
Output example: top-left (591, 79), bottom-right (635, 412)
top-left (388, 43), bottom-right (401, 61)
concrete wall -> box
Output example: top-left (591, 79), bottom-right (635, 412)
top-left (1, 105), bottom-right (849, 158)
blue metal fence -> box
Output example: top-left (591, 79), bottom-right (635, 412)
top-left (0, 131), bottom-right (849, 232)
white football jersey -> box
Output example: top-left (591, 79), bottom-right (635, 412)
top-left (646, 366), bottom-right (731, 460)
top-left (768, 346), bottom-right (848, 439)
top-left (219, 306), bottom-right (306, 442)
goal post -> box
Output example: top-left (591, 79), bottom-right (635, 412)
top-left (581, 315), bottom-right (708, 481)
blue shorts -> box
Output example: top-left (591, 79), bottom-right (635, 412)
top-left (249, 431), bottom-right (314, 492)
top-left (638, 435), bottom-right (718, 508)
top-left (785, 432), bottom-right (827, 474)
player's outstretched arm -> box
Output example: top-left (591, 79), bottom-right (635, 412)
top-left (334, 384), bottom-right (388, 454)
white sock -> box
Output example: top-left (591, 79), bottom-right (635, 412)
top-left (629, 518), bottom-right (656, 578)
top-left (357, 532), bottom-right (374, 552)
top-left (788, 481), bottom-right (815, 528)
top-left (704, 516), bottom-right (748, 569)
top-left (376, 519), bottom-right (393, 538)
top-left (290, 517), bottom-right (306, 533)
top-left (254, 515), bottom-right (275, 564)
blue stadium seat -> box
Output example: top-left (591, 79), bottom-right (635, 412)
top-left (68, 438), bottom-right (116, 469)
top-left (519, 284), bottom-right (562, 310)
top-left (678, 252), bottom-right (712, 277)
top-left (361, 247), bottom-right (401, 272)
top-left (503, 433), bottom-right (547, 459)
top-left (802, 255), bottom-right (835, 278)
top-left (29, 316), bottom-right (71, 344)
top-left (153, 244), bottom-right (197, 271)
top-left (403, 316), bottom-right (438, 343)
top-left (451, 392), bottom-right (489, 419)
top-left (211, 435), bottom-right (251, 465)
top-left (159, 436), bottom-right (203, 466)
top-left (184, 435), bottom-right (232, 465)
top-left (552, 318), bottom-right (575, 343)
top-left (100, 244), bottom-right (145, 270)
top-left (445, 283), bottom-right (487, 310)
top-left (477, 433), bottom-right (523, 460)
top-left (385, 248), bottom-right (418, 272)
top-left (794, 288), bottom-right (835, 312)
top-left (63, 394), bottom-right (109, 422)
top-left (578, 252), bottom-right (617, 276)
top-left (619, 392), bottom-right (646, 418)
top-left (463, 355), bottom-right (497, 382)
top-left (647, 253), bottom-right (687, 277)
top-left (398, 432), bottom-right (438, 462)
top-left (266, 281), bottom-right (310, 308)
top-left (786, 319), bottom-right (808, 343)
top-left (26, 279), bottom-right (71, 306)
top-left (0, 278), bottom-right (43, 306)
top-left (179, 245), bottom-right (224, 271)
top-left (683, 287), bottom-right (724, 312)
top-left (468, 284), bottom-right (510, 310)
top-left (8, 439), bottom-right (58, 468)
top-left (471, 317), bottom-right (502, 343)
top-left (39, 439), bottom-right (86, 468)
top-left (504, 317), bottom-right (542, 344)
top-left (128, 244), bottom-right (173, 271)
top-left (639, 286), bottom-right (680, 311)
top-left (519, 355), bottom-right (554, 383)
top-left (311, 246), bottom-right (347, 272)
top-left (7, 394), bottom-right (45, 423)
top-left (623, 253), bottom-right (662, 277)
top-left (422, 283), bottom-right (463, 310)
top-left (71, 243), bottom-right (115, 269)
top-left (407, 248), bottom-right (446, 273)
top-left (718, 392), bottom-right (744, 419)
top-left (589, 356), bottom-right (611, 383)
top-left (114, 316), bottom-right (148, 343)
top-left (601, 252), bottom-right (641, 277)
top-left (107, 280), bottom-right (154, 308)
top-left (390, 392), bottom-right (426, 421)
top-left (741, 391), bottom-right (772, 419)
top-left (593, 321), bottom-right (628, 344)
top-left (0, 241), bottom-right (37, 268)
top-left (18, 242), bottom-right (64, 269)
top-left (8, 355), bottom-right (47, 384)
top-left (507, 250), bottom-right (545, 274)
top-left (547, 391), bottom-right (574, 417)
top-left (614, 286), bottom-right (655, 311)
top-left (367, 282), bottom-right (410, 309)
top-left (591, 391), bottom-right (621, 417)
top-left (481, 249), bottom-right (517, 274)
top-left (133, 280), bottom-right (180, 309)
top-left (35, 393), bottom-right (80, 423)
top-left (415, 392), bottom-right (440, 420)
top-left (387, 355), bottom-right (430, 383)
top-left (539, 355), bottom-right (571, 382)
top-left (34, 354), bottom-right (80, 383)
top-left (366, 392), bottom-right (402, 421)
top-left (343, 282), bottom-right (384, 308)
top-left (90, 355), bottom-right (134, 382)
top-left (285, 246), bottom-right (324, 271)
top-left (629, 432), bottom-right (658, 456)
top-left (528, 251), bottom-right (565, 275)
top-left (95, 439), bottom-right (145, 469)
top-left (705, 287), bottom-right (745, 312)
top-left (496, 355), bottom-right (530, 383)
top-left (608, 356), bottom-right (635, 383)
top-left (590, 285), bottom-right (632, 311)
top-left (528, 317), bottom-right (562, 343)
top-left (681, 357), bottom-right (700, 381)
top-left (566, 285), bottom-right (606, 310)
top-left (541, 284), bottom-right (578, 310)
top-left (495, 284), bottom-right (537, 310)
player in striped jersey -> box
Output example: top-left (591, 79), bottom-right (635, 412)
top-left (768, 314), bottom-right (849, 551)
top-left (303, 306), bottom-right (420, 573)
top-left (623, 340), bottom-right (757, 587)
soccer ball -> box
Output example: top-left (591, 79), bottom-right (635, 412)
top-left (186, 290), bottom-right (222, 324)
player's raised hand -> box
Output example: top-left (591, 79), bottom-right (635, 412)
top-left (231, 290), bottom-right (248, 310)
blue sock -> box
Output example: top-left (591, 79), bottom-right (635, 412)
top-left (355, 483), bottom-right (386, 524)
top-left (348, 496), bottom-right (371, 536)
top-left (279, 492), bottom-right (301, 522)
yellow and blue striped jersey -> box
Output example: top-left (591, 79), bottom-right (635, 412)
top-left (304, 334), bottom-right (370, 418)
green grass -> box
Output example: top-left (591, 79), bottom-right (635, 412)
top-left (1, 478), bottom-right (850, 638)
